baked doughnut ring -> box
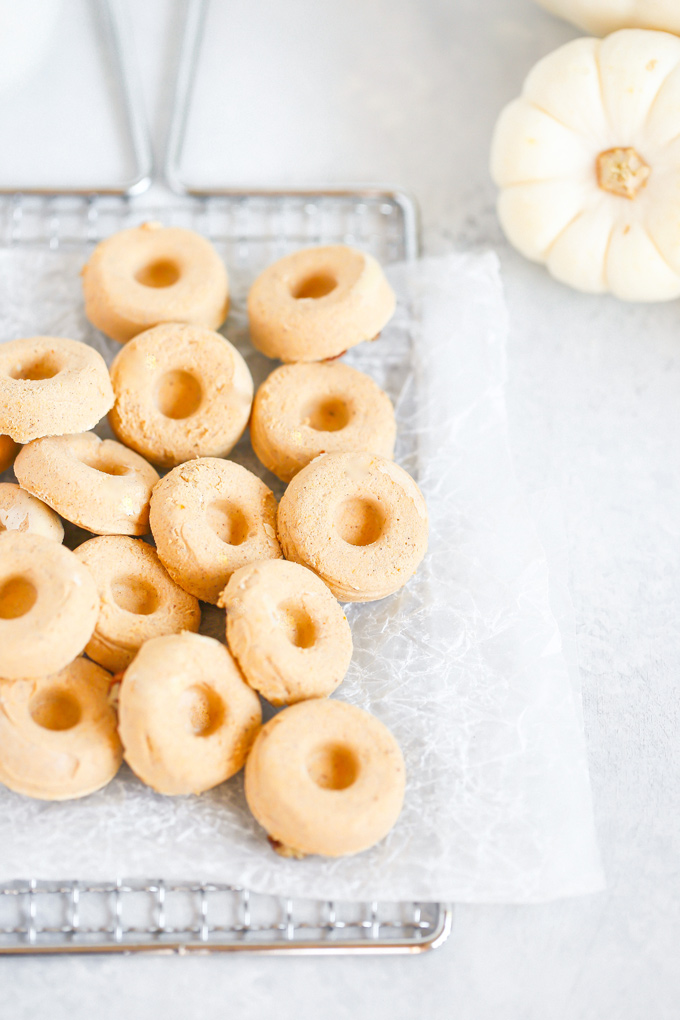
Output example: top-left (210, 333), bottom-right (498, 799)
top-left (118, 633), bottom-right (261, 795)
top-left (251, 362), bottom-right (396, 482)
top-left (277, 452), bottom-right (428, 602)
top-left (247, 245), bottom-right (396, 362)
top-left (244, 699), bottom-right (405, 858)
top-left (0, 658), bottom-right (122, 800)
top-left (0, 435), bottom-right (20, 473)
top-left (0, 483), bottom-right (64, 542)
top-left (15, 431), bottom-right (159, 536)
top-left (109, 323), bottom-right (253, 468)
top-left (221, 560), bottom-right (353, 706)
top-left (0, 531), bottom-right (98, 679)
top-left (0, 337), bottom-right (114, 443)
top-left (150, 458), bottom-right (282, 604)
top-left (75, 536), bottom-right (201, 672)
top-left (82, 222), bottom-right (230, 344)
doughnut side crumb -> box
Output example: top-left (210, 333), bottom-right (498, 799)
top-left (268, 836), bottom-right (306, 860)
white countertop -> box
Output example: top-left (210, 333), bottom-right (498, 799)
top-left (2, 0), bottom-right (679, 1016)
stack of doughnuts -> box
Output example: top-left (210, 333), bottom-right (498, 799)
top-left (0, 225), bottom-right (426, 862)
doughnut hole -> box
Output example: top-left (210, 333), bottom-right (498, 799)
top-left (179, 684), bottom-right (225, 737)
top-left (304, 396), bottom-right (350, 432)
top-left (292, 272), bottom-right (337, 300)
top-left (205, 500), bottom-right (249, 546)
top-left (30, 689), bottom-right (82, 731)
top-left (335, 498), bottom-right (385, 547)
top-left (277, 599), bottom-right (317, 649)
top-left (155, 370), bottom-right (203, 420)
top-left (9, 354), bottom-right (61, 381)
top-left (135, 259), bottom-right (181, 289)
top-left (81, 456), bottom-right (131, 477)
top-left (307, 743), bottom-right (359, 790)
top-left (110, 575), bottom-right (159, 616)
top-left (0, 575), bottom-right (37, 619)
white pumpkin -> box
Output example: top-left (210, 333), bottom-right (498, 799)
top-left (535, 0), bottom-right (680, 36)
top-left (490, 30), bottom-right (680, 301)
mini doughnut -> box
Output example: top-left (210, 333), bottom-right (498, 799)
top-left (118, 633), bottom-right (261, 795)
top-left (277, 452), bottom-right (428, 602)
top-left (150, 458), bottom-right (282, 604)
top-left (109, 323), bottom-right (253, 468)
top-left (0, 483), bottom-right (64, 542)
top-left (251, 362), bottom-right (396, 482)
top-left (15, 431), bottom-right (159, 536)
top-left (0, 658), bottom-right (122, 800)
top-left (247, 245), bottom-right (396, 362)
top-left (0, 531), bottom-right (98, 679)
top-left (244, 699), bottom-right (405, 858)
top-left (221, 560), bottom-right (353, 706)
top-left (0, 435), bottom-right (20, 473)
top-left (74, 536), bottom-right (201, 672)
top-left (82, 222), bottom-right (230, 344)
top-left (0, 337), bottom-right (114, 443)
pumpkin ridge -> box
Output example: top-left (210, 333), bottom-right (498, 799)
top-left (542, 208), bottom-right (588, 259)
top-left (601, 223), bottom-right (616, 291)
top-left (643, 57), bottom-right (680, 142)
top-left (526, 99), bottom-right (582, 136)
top-left (642, 222), bottom-right (680, 280)
top-left (594, 37), bottom-right (606, 113)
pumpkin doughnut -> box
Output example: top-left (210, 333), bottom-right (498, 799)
top-left (0, 483), bottom-right (64, 542)
top-left (74, 536), bottom-right (201, 672)
top-left (247, 245), bottom-right (396, 362)
top-left (277, 452), bottom-right (428, 602)
top-left (109, 323), bottom-right (253, 468)
top-left (221, 560), bottom-right (353, 706)
top-left (251, 362), bottom-right (396, 483)
top-left (0, 435), bottom-right (20, 474)
top-left (0, 531), bottom-right (98, 680)
top-left (0, 658), bottom-right (122, 800)
top-left (118, 633), bottom-right (261, 795)
top-left (244, 699), bottom-right (405, 858)
top-left (0, 336), bottom-right (114, 443)
top-left (82, 222), bottom-right (230, 344)
top-left (150, 458), bottom-right (282, 604)
top-left (15, 431), bottom-right (159, 536)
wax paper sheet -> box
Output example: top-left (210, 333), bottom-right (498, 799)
top-left (0, 247), bottom-right (603, 902)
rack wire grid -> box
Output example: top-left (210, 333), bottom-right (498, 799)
top-left (0, 880), bottom-right (451, 956)
top-left (0, 189), bottom-right (450, 956)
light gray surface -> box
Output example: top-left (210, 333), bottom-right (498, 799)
top-left (2, 0), bottom-right (679, 1017)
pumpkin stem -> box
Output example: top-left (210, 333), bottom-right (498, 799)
top-left (596, 147), bottom-right (650, 199)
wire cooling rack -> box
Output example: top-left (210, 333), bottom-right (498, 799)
top-left (0, 880), bottom-right (451, 955)
top-left (0, 189), bottom-right (450, 955)
top-left (0, 190), bottom-right (416, 261)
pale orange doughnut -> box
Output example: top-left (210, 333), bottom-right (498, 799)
top-left (109, 323), bottom-right (253, 468)
top-left (0, 337), bottom-right (114, 443)
top-left (0, 658), bottom-right (122, 800)
top-left (82, 222), bottom-right (230, 344)
top-left (150, 458), bottom-right (282, 604)
top-left (244, 700), bottom-right (405, 858)
top-left (118, 633), bottom-right (261, 795)
top-left (0, 483), bottom-right (64, 542)
top-left (75, 536), bottom-right (201, 672)
top-left (15, 431), bottom-right (159, 536)
top-left (247, 245), bottom-right (396, 362)
top-left (222, 560), bottom-right (353, 705)
top-left (277, 452), bottom-right (428, 602)
top-left (251, 362), bottom-right (396, 482)
top-left (0, 435), bottom-right (20, 473)
top-left (0, 531), bottom-right (99, 680)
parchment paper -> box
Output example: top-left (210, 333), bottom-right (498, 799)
top-left (0, 248), bottom-right (604, 902)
